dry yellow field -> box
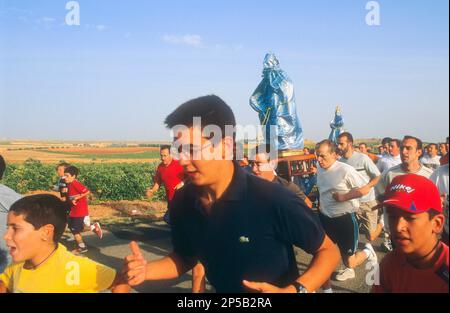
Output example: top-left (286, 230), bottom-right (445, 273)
top-left (0, 141), bottom-right (163, 164)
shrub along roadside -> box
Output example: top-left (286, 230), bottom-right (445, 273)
top-left (2, 159), bottom-right (166, 202)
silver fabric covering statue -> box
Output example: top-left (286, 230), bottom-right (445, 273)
top-left (329, 106), bottom-right (345, 144)
top-left (250, 53), bottom-right (304, 151)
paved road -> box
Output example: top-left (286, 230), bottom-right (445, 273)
top-left (65, 221), bottom-right (387, 293)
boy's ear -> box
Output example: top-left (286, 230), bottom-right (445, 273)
top-left (39, 224), bottom-right (55, 242)
top-left (431, 214), bottom-right (445, 235)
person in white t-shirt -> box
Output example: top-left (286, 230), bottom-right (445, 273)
top-left (315, 140), bottom-right (378, 290)
top-left (421, 143), bottom-right (441, 170)
top-left (431, 164), bottom-right (449, 245)
top-left (377, 139), bottom-right (402, 174)
top-left (376, 136), bottom-right (434, 251)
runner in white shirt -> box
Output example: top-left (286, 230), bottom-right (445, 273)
top-left (420, 143), bottom-right (441, 170)
top-left (337, 133), bottom-right (383, 239)
top-left (377, 139), bottom-right (402, 173)
top-left (315, 140), bottom-right (378, 290)
top-left (376, 136), bottom-right (434, 251)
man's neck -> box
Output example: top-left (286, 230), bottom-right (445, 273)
top-left (344, 149), bottom-right (354, 159)
top-left (407, 240), bottom-right (442, 269)
top-left (162, 159), bottom-right (172, 167)
top-left (25, 243), bottom-right (58, 269)
top-left (324, 160), bottom-right (337, 171)
top-left (402, 161), bottom-right (421, 173)
top-left (390, 153), bottom-right (399, 158)
top-left (200, 161), bottom-right (235, 206)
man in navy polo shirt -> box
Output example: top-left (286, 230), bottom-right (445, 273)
top-left (123, 95), bottom-right (340, 293)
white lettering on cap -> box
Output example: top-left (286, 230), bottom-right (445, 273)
top-left (390, 184), bottom-right (415, 194)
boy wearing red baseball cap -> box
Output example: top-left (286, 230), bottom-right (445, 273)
top-left (372, 174), bottom-right (448, 293)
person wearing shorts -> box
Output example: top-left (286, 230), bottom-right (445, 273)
top-left (315, 140), bottom-right (378, 291)
top-left (337, 133), bottom-right (383, 243)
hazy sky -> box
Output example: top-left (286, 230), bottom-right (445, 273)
top-left (0, 0), bottom-right (448, 143)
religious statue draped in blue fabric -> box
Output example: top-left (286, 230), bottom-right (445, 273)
top-left (249, 53), bottom-right (304, 151)
top-left (329, 106), bottom-right (345, 144)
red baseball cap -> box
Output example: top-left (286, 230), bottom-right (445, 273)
top-left (383, 174), bottom-right (443, 214)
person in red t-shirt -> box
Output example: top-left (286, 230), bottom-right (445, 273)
top-left (146, 145), bottom-right (185, 225)
top-left (372, 174), bottom-right (449, 293)
top-left (64, 166), bottom-right (103, 254)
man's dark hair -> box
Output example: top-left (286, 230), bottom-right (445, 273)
top-left (64, 166), bottom-right (79, 177)
top-left (429, 143), bottom-right (438, 150)
top-left (338, 132), bottom-right (354, 144)
top-left (160, 145), bottom-right (171, 152)
top-left (55, 162), bottom-right (70, 171)
top-left (390, 139), bottom-right (401, 148)
top-left (316, 140), bottom-right (337, 154)
top-left (382, 137), bottom-right (392, 146)
top-left (0, 155), bottom-right (5, 180)
top-left (164, 95), bottom-right (236, 140)
top-left (10, 194), bottom-right (69, 243)
top-left (359, 143), bottom-right (367, 147)
top-left (403, 136), bottom-right (423, 151)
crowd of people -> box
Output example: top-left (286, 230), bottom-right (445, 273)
top-left (0, 95), bottom-right (448, 293)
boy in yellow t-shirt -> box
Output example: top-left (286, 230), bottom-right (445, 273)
top-left (0, 194), bottom-right (129, 293)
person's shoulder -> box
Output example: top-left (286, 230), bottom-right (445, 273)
top-left (276, 176), bottom-right (302, 192)
top-left (2, 261), bottom-right (23, 275)
top-left (72, 179), bottom-right (83, 187)
top-left (359, 152), bottom-right (375, 163)
top-left (385, 164), bottom-right (403, 174)
top-left (247, 173), bottom-right (296, 202)
top-left (338, 161), bottom-right (360, 174)
top-left (421, 165), bottom-right (434, 176)
top-left (171, 182), bottom-right (196, 208)
top-left (56, 244), bottom-right (109, 268)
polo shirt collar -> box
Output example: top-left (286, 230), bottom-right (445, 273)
top-left (220, 161), bottom-right (248, 202)
top-left (193, 161), bottom-right (248, 213)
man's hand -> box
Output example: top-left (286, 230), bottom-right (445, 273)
top-left (146, 189), bottom-right (154, 199)
top-left (332, 192), bottom-right (347, 202)
top-left (242, 280), bottom-right (295, 293)
top-left (124, 241), bottom-right (148, 286)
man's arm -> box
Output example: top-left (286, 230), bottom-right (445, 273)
top-left (146, 182), bottom-right (160, 199)
top-left (109, 272), bottom-right (131, 293)
top-left (192, 262), bottom-right (206, 293)
top-left (333, 176), bottom-right (381, 202)
top-left (124, 242), bottom-right (197, 286)
top-left (243, 235), bottom-right (340, 293)
top-left (146, 171), bottom-right (162, 199)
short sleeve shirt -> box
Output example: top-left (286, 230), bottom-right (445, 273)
top-left (339, 151), bottom-right (381, 202)
top-left (376, 164), bottom-right (434, 198)
top-left (0, 244), bottom-right (116, 293)
top-left (67, 180), bottom-right (89, 217)
top-left (170, 162), bottom-right (325, 293)
top-left (155, 160), bottom-right (185, 203)
top-left (317, 161), bottom-right (368, 218)
top-left (372, 243), bottom-right (449, 293)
